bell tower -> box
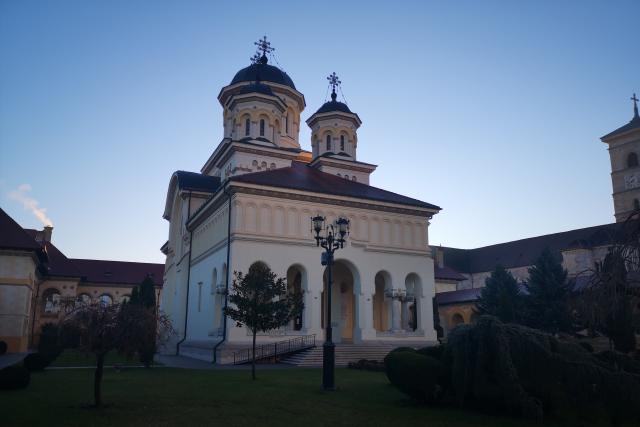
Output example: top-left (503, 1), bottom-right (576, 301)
top-left (306, 73), bottom-right (377, 184)
top-left (601, 93), bottom-right (640, 222)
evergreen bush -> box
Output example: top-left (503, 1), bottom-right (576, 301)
top-left (0, 365), bottom-right (30, 390)
top-left (385, 351), bottom-right (443, 403)
top-left (441, 315), bottom-right (640, 424)
top-left (416, 345), bottom-right (445, 361)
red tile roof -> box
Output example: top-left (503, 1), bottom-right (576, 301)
top-left (71, 259), bottom-right (163, 286)
top-left (434, 265), bottom-right (466, 281)
top-left (441, 222), bottom-right (622, 274)
top-left (435, 288), bottom-right (482, 305)
top-left (24, 230), bottom-right (82, 278)
top-left (230, 161), bottom-right (440, 210)
top-left (0, 208), bottom-right (42, 252)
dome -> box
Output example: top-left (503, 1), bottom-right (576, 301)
top-left (231, 63), bottom-right (296, 90)
top-left (238, 82), bottom-right (275, 97)
top-left (314, 100), bottom-right (353, 115)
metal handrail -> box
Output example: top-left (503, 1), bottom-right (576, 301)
top-left (233, 334), bottom-right (316, 364)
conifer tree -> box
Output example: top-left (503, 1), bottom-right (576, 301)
top-left (224, 263), bottom-right (303, 380)
top-left (128, 275), bottom-right (158, 366)
top-left (523, 248), bottom-right (574, 334)
top-left (475, 265), bottom-right (523, 323)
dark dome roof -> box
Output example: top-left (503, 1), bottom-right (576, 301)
top-left (314, 100), bottom-right (353, 115)
top-left (239, 82), bottom-right (275, 97)
top-left (231, 63), bottom-right (296, 90)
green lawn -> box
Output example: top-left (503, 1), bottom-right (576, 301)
top-left (50, 350), bottom-right (153, 367)
top-left (0, 367), bottom-right (612, 427)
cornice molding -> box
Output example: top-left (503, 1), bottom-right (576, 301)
top-left (231, 183), bottom-right (437, 218)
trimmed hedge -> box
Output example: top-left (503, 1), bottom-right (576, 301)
top-left (416, 345), bottom-right (445, 361)
top-left (0, 340), bottom-right (7, 355)
top-left (23, 352), bottom-right (53, 372)
top-left (0, 365), bottom-right (30, 390)
top-left (384, 351), bottom-right (443, 403)
top-left (442, 316), bottom-right (640, 423)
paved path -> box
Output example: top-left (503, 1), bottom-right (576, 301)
top-left (0, 353), bottom-right (28, 369)
top-left (156, 354), bottom-right (298, 370)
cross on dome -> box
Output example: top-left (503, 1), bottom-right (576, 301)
top-left (327, 72), bottom-right (341, 101)
top-left (251, 35), bottom-right (274, 65)
top-left (632, 93), bottom-right (639, 119)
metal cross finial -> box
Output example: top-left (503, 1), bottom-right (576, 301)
top-left (254, 35), bottom-right (274, 57)
top-left (327, 72), bottom-right (341, 94)
top-left (632, 93), bottom-right (639, 118)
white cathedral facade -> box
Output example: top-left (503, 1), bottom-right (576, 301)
top-left (160, 40), bottom-right (441, 362)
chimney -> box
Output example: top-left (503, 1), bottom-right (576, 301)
top-left (435, 247), bottom-right (444, 269)
top-left (42, 226), bottom-right (53, 243)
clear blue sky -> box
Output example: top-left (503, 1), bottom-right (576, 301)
top-left (1, 1), bottom-right (638, 263)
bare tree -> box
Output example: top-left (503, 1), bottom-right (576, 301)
top-left (580, 215), bottom-right (640, 352)
top-left (59, 302), bottom-right (172, 407)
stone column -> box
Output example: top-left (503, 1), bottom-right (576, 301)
top-left (391, 296), bottom-right (402, 332)
top-left (401, 298), bottom-right (410, 331)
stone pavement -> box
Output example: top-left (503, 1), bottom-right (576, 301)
top-left (0, 352), bottom-right (28, 369)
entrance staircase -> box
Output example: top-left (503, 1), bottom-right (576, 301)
top-left (280, 343), bottom-right (396, 367)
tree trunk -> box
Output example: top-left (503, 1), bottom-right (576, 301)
top-left (94, 352), bottom-right (105, 407)
top-left (252, 329), bottom-right (257, 380)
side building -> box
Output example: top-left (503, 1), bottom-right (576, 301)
top-left (0, 207), bottom-right (164, 353)
top-left (434, 98), bottom-right (640, 336)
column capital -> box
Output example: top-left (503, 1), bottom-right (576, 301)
top-left (384, 288), bottom-right (406, 300)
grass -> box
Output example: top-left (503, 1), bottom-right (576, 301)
top-left (0, 367), bottom-right (586, 427)
top-left (50, 350), bottom-right (156, 367)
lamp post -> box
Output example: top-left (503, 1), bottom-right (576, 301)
top-left (311, 215), bottom-right (349, 390)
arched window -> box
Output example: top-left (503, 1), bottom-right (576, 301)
top-left (352, 176), bottom-right (357, 182)
top-left (326, 135), bottom-right (332, 151)
top-left (270, 163), bottom-right (276, 170)
top-left (285, 115), bottom-right (289, 134)
top-left (75, 293), bottom-right (91, 308)
top-left (245, 118), bottom-right (250, 136)
top-left (259, 119), bottom-right (265, 136)
top-left (99, 294), bottom-right (113, 307)
top-left (42, 288), bottom-right (61, 314)
top-left (628, 152), bottom-right (638, 168)
top-left (340, 135), bottom-right (345, 151)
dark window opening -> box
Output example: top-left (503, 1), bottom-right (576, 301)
top-left (259, 119), bottom-right (265, 136)
top-left (628, 152), bottom-right (638, 168)
top-left (326, 135), bottom-right (332, 151)
top-left (340, 135), bottom-right (345, 151)
top-left (245, 118), bottom-right (250, 136)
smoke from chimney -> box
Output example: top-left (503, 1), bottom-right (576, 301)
top-left (8, 184), bottom-right (53, 227)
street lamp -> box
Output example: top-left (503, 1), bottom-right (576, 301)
top-left (311, 215), bottom-right (350, 390)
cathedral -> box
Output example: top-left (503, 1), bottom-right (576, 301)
top-left (160, 38), bottom-right (441, 362)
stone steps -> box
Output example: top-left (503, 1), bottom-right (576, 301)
top-left (281, 344), bottom-right (397, 367)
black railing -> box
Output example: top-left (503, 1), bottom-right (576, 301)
top-left (233, 334), bottom-right (316, 365)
